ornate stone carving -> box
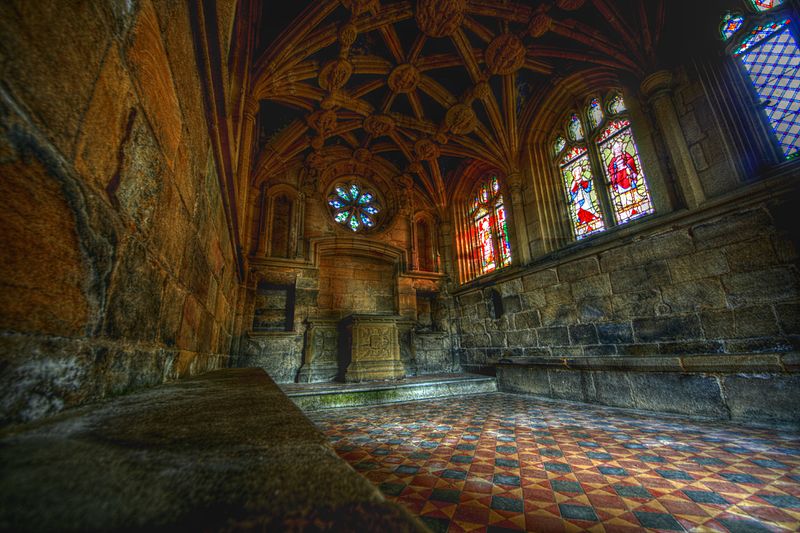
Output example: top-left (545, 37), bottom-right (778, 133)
top-left (338, 23), bottom-right (358, 47)
top-left (445, 103), bottom-right (477, 134)
top-left (471, 81), bottom-right (491, 101)
top-left (310, 135), bottom-right (325, 150)
top-left (318, 59), bottom-right (353, 90)
top-left (342, 315), bottom-right (405, 382)
top-left (416, 0), bottom-right (466, 38)
top-left (414, 138), bottom-right (439, 160)
top-left (388, 64), bottom-right (421, 93)
top-left (556, 0), bottom-right (585, 10)
top-left (340, 0), bottom-right (378, 16)
top-left (306, 109), bottom-right (337, 136)
top-left (408, 161), bottom-right (424, 174)
top-left (353, 148), bottom-right (372, 162)
top-left (305, 150), bottom-right (326, 170)
top-left (363, 114), bottom-right (395, 137)
top-left (528, 13), bottom-right (553, 38)
top-left (485, 33), bottom-right (526, 75)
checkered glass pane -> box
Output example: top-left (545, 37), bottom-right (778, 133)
top-left (739, 25), bottom-right (800, 159)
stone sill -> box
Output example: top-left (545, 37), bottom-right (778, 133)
top-left (494, 353), bottom-right (798, 374)
top-left (247, 330), bottom-right (299, 337)
top-left (454, 170), bottom-right (798, 294)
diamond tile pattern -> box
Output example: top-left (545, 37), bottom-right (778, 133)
top-left (310, 393), bottom-right (800, 532)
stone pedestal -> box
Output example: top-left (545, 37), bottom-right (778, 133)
top-left (297, 318), bottom-right (340, 382)
top-left (342, 314), bottom-right (405, 382)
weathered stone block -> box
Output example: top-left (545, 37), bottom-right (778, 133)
top-left (657, 340), bottom-right (723, 355)
top-left (506, 330), bottom-right (538, 347)
top-left (569, 324), bottom-right (598, 345)
top-left (724, 238), bottom-right (779, 272)
top-left (502, 295), bottom-right (522, 314)
top-left (597, 323), bottom-right (634, 344)
top-left (521, 269), bottom-right (557, 291)
top-left (571, 274), bottom-right (612, 299)
top-left (557, 257), bottom-right (599, 282)
top-left (723, 268), bottom-right (800, 307)
top-left (496, 366), bottom-right (550, 396)
top-left (720, 374), bottom-right (800, 426)
top-left (582, 344), bottom-right (616, 356)
top-left (611, 289), bottom-right (661, 319)
top-left (538, 326), bottom-right (570, 346)
top-left (661, 279), bottom-right (726, 313)
top-left (540, 304), bottom-right (578, 327)
top-left (633, 315), bottom-right (702, 342)
top-left (667, 249), bottom-right (728, 282)
top-left (588, 371), bottom-right (633, 408)
top-left (692, 208), bottom-right (773, 250)
top-left (548, 369), bottom-right (589, 401)
top-left (628, 372), bottom-right (727, 418)
top-left (775, 302), bottom-right (800, 334)
top-left (734, 306), bottom-right (780, 338)
top-left (577, 297), bottom-right (611, 322)
top-left (514, 310), bottom-right (541, 330)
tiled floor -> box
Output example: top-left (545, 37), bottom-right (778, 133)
top-left (309, 393), bottom-right (800, 532)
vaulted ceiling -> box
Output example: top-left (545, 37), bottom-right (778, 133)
top-left (251, 0), bottom-right (673, 209)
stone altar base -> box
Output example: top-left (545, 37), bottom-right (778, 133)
top-left (342, 314), bottom-right (405, 382)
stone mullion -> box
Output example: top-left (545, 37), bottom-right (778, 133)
top-left (505, 171), bottom-right (530, 266)
top-left (641, 70), bottom-right (706, 210)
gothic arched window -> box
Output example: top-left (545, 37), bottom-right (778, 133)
top-left (468, 175), bottom-right (512, 275)
top-left (720, 0), bottom-right (799, 160)
top-left (553, 92), bottom-right (654, 240)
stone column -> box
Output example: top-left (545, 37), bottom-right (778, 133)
top-left (238, 98), bottom-right (260, 246)
top-left (506, 171), bottom-right (531, 266)
top-left (640, 71), bottom-right (706, 210)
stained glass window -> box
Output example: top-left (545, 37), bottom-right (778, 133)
top-left (721, 12), bottom-right (745, 41)
top-left (567, 113), bottom-right (585, 141)
top-left (327, 181), bottom-right (381, 232)
top-left (560, 146), bottom-right (605, 239)
top-left (751, 0), bottom-right (784, 12)
top-left (598, 119), bottom-right (654, 223)
top-left (587, 98), bottom-right (604, 129)
top-left (732, 17), bottom-right (800, 159)
top-left (554, 135), bottom-right (566, 156)
top-left (469, 175), bottom-right (511, 275)
top-left (607, 93), bottom-right (627, 115)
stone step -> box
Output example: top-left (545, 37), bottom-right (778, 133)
top-left (282, 373), bottom-right (498, 411)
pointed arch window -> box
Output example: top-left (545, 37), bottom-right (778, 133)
top-left (468, 175), bottom-right (511, 276)
top-left (552, 92), bottom-right (654, 240)
top-left (720, 0), bottom-right (799, 160)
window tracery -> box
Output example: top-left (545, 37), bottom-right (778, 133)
top-left (552, 92), bottom-right (654, 240)
top-left (327, 180), bottom-right (382, 232)
top-left (720, 0), bottom-right (799, 160)
top-left (467, 175), bottom-right (511, 276)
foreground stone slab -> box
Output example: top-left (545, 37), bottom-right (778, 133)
top-left (283, 373), bottom-right (498, 410)
top-left (0, 368), bottom-right (427, 532)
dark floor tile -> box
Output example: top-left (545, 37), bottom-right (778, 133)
top-left (559, 503), bottom-right (598, 521)
top-left (690, 457), bottom-right (725, 466)
top-left (586, 452), bottom-right (613, 460)
top-left (451, 454), bottom-right (473, 464)
top-left (551, 480), bottom-right (583, 493)
top-left (431, 488), bottom-right (461, 503)
top-left (656, 469), bottom-right (694, 480)
top-left (491, 495), bottom-right (524, 512)
top-left (495, 458), bottom-right (519, 468)
top-left (395, 465), bottom-right (420, 474)
top-left (493, 474), bottom-right (521, 486)
top-left (598, 466), bottom-right (627, 476)
top-left (751, 459), bottom-right (788, 469)
top-left (717, 517), bottom-right (772, 533)
top-left (442, 469), bottom-right (467, 480)
top-left (633, 511), bottom-right (683, 531)
top-left (544, 462), bottom-right (571, 473)
top-left (496, 445), bottom-right (517, 454)
top-left (419, 516), bottom-right (449, 533)
top-left (683, 490), bottom-right (729, 505)
top-left (757, 493), bottom-right (800, 508)
top-left (720, 472), bottom-right (763, 484)
top-left (379, 482), bottom-right (406, 496)
top-left (614, 485), bottom-right (652, 499)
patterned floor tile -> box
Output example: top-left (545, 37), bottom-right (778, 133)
top-left (308, 393), bottom-right (800, 532)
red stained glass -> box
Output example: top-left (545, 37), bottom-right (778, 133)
top-left (752, 0), bottom-right (784, 12)
top-left (560, 151), bottom-right (605, 239)
top-left (598, 125), bottom-right (654, 224)
top-left (470, 175), bottom-right (512, 275)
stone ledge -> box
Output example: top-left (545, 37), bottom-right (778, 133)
top-left (0, 368), bottom-right (427, 532)
top-left (494, 353), bottom-right (796, 374)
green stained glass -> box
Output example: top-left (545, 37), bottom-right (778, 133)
top-left (329, 180), bottom-right (381, 232)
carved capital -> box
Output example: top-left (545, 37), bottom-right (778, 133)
top-left (414, 138), bottom-right (439, 160)
top-left (318, 59), bottom-right (353, 91)
top-left (363, 114), bottom-right (396, 137)
top-left (528, 13), bottom-right (552, 38)
top-left (640, 70), bottom-right (674, 101)
top-left (445, 103), bottom-right (477, 134)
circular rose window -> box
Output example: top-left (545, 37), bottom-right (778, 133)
top-left (327, 181), bottom-right (382, 232)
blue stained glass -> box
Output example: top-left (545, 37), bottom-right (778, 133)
top-left (738, 21), bottom-right (800, 158)
top-left (329, 181), bottom-right (381, 231)
top-left (721, 12), bottom-right (745, 41)
top-left (734, 18), bottom-right (791, 54)
top-left (751, 0), bottom-right (784, 12)
top-left (336, 186), bottom-right (350, 201)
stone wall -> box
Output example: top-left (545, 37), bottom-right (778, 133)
top-left (454, 190), bottom-right (800, 425)
top-left (0, 0), bottom-right (239, 425)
